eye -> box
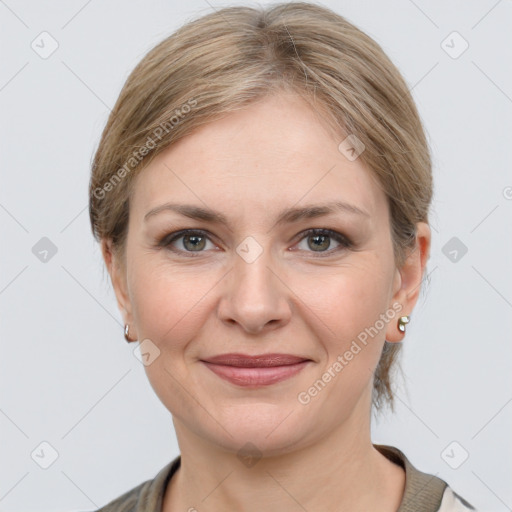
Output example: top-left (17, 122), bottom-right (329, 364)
top-left (159, 229), bottom-right (216, 256)
top-left (293, 228), bottom-right (352, 257)
top-left (158, 228), bottom-right (352, 257)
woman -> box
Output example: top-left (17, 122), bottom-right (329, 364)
top-left (88, 2), bottom-right (476, 511)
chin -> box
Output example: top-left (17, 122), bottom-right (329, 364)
top-left (214, 429), bottom-right (305, 460)
top-left (202, 406), bottom-right (313, 457)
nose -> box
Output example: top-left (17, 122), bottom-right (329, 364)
top-left (217, 246), bottom-right (292, 335)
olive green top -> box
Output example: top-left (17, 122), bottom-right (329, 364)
top-left (91, 444), bottom-right (476, 511)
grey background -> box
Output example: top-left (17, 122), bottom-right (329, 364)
top-left (1, 0), bottom-right (511, 510)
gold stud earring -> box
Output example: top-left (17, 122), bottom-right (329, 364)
top-left (124, 324), bottom-right (136, 343)
top-left (397, 316), bottom-right (410, 333)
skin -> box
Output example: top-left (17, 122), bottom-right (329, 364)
top-left (102, 91), bottom-right (431, 512)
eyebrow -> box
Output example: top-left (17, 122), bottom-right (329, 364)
top-left (144, 200), bottom-right (370, 227)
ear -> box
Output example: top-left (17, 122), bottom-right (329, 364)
top-left (101, 238), bottom-right (137, 339)
top-left (385, 222), bottom-right (431, 343)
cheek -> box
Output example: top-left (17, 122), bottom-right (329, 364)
top-left (130, 250), bottom-right (394, 357)
top-left (293, 262), bottom-right (393, 418)
top-left (129, 262), bottom-right (213, 353)
top-left (128, 263), bottom-right (216, 411)
top-left (128, 248), bottom-right (395, 413)
top-left (301, 259), bottom-right (393, 344)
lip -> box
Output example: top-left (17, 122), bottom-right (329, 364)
top-left (200, 353), bottom-right (312, 388)
top-left (201, 353), bottom-right (310, 367)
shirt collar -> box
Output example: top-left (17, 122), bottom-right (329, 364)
top-left (374, 444), bottom-right (448, 511)
top-left (131, 444), bottom-right (448, 512)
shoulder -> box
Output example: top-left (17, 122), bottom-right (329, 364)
top-left (373, 444), bottom-right (476, 512)
top-left (80, 456), bottom-right (180, 512)
top-left (94, 480), bottom-right (148, 512)
top-left (67, 480), bottom-right (148, 512)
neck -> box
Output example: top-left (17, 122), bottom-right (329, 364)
top-left (163, 408), bottom-right (405, 512)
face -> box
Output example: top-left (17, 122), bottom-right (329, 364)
top-left (106, 92), bottom-right (424, 456)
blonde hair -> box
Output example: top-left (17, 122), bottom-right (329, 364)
top-left (89, 1), bottom-right (432, 413)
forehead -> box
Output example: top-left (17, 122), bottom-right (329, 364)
top-left (130, 92), bottom-right (386, 224)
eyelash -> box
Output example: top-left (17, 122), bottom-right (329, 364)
top-left (157, 228), bottom-right (353, 258)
